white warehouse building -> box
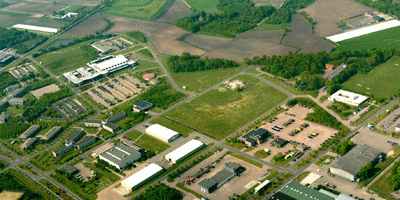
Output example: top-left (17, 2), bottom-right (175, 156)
top-left (328, 89), bottom-right (369, 107)
top-left (165, 139), bottom-right (205, 164)
top-left (63, 55), bottom-right (136, 87)
top-left (98, 143), bottom-right (141, 170)
top-left (145, 124), bottom-right (180, 143)
top-left (121, 163), bottom-right (164, 191)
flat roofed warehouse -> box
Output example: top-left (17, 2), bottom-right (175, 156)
top-left (278, 181), bottom-right (335, 200)
top-left (145, 124), bottom-right (180, 143)
top-left (133, 100), bottom-right (153, 112)
top-left (121, 163), bottom-right (164, 191)
top-left (328, 89), bottom-right (369, 107)
top-left (99, 143), bottom-right (141, 170)
top-left (66, 129), bottom-right (85, 144)
top-left (75, 136), bottom-right (97, 150)
top-left (330, 144), bottom-right (382, 181)
top-left (165, 139), bottom-right (204, 164)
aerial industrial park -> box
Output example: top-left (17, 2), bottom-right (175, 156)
top-left (0, 0), bottom-right (400, 200)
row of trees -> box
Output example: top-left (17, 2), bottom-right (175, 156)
top-left (332, 139), bottom-right (356, 156)
top-left (133, 183), bottom-right (182, 200)
top-left (358, 0), bottom-right (400, 19)
top-left (389, 161), bottom-right (400, 191)
top-left (264, 0), bottom-right (315, 25)
top-left (167, 52), bottom-right (239, 73)
top-left (0, 27), bottom-right (48, 54)
top-left (0, 171), bottom-right (44, 200)
top-left (176, 0), bottom-right (275, 37)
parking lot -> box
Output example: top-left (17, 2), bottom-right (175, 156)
top-left (260, 105), bottom-right (338, 150)
top-left (351, 129), bottom-right (400, 153)
top-left (84, 73), bottom-right (148, 109)
top-left (376, 106), bottom-right (400, 133)
top-left (91, 37), bottom-right (134, 54)
top-left (74, 162), bottom-right (97, 182)
top-left (167, 149), bottom-right (268, 200)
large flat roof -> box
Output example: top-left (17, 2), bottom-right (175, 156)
top-left (121, 163), bottom-right (163, 189)
top-left (94, 55), bottom-right (128, 71)
top-left (99, 143), bottom-right (141, 166)
top-left (280, 181), bottom-right (335, 200)
top-left (328, 89), bottom-right (369, 106)
top-left (12, 24), bottom-right (58, 33)
top-left (331, 144), bottom-right (381, 176)
top-left (146, 124), bottom-right (179, 141)
top-left (165, 139), bottom-right (204, 162)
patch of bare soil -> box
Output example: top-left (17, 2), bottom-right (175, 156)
top-left (155, 0), bottom-right (193, 24)
top-left (60, 12), bottom-right (107, 37)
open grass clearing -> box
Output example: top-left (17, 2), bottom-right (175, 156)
top-left (185, 0), bottom-right (220, 13)
top-left (39, 178), bottom-right (74, 200)
top-left (136, 49), bottom-right (154, 60)
top-left (155, 75), bottom-right (287, 140)
top-left (149, 116), bottom-right (193, 137)
top-left (254, 149), bottom-right (271, 159)
top-left (227, 151), bottom-right (263, 168)
top-left (293, 171), bottom-right (310, 182)
top-left (251, 22), bottom-right (290, 31)
top-left (135, 134), bottom-right (170, 153)
top-left (342, 56), bottom-right (400, 100)
top-left (104, 0), bottom-right (171, 20)
top-left (35, 39), bottom-right (99, 76)
top-left (124, 129), bottom-right (143, 141)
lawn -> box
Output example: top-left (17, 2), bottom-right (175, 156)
top-left (83, 127), bottom-right (99, 134)
top-left (5, 106), bottom-right (24, 116)
top-left (154, 75), bottom-right (288, 140)
top-left (124, 129), bottom-right (143, 141)
top-left (36, 40), bottom-right (99, 76)
top-left (135, 134), bottom-right (170, 153)
top-left (97, 129), bottom-right (117, 140)
top-left (251, 22), bottom-right (290, 31)
top-left (149, 116), bottom-right (194, 137)
top-left (336, 26), bottom-right (400, 51)
top-left (136, 49), bottom-right (154, 60)
top-left (254, 149), bottom-right (271, 159)
top-left (185, 0), bottom-right (220, 13)
top-left (370, 164), bottom-right (396, 194)
top-left (104, 0), bottom-right (171, 20)
top-left (342, 56), bottom-right (400, 99)
top-left (39, 178), bottom-right (74, 200)
top-left (327, 102), bottom-right (358, 120)
top-left (135, 60), bottom-right (160, 71)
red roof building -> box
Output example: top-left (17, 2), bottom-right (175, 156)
top-left (325, 64), bottom-right (334, 70)
top-left (142, 73), bottom-right (156, 80)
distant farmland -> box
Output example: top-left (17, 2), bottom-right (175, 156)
top-left (336, 26), bottom-right (400, 51)
top-left (103, 0), bottom-right (171, 20)
top-left (342, 56), bottom-right (400, 99)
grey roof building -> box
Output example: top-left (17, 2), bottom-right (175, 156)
top-left (372, 15), bottom-right (384, 22)
top-left (133, 100), bottom-right (153, 112)
top-left (98, 143), bottom-right (142, 170)
top-left (53, 145), bottom-right (74, 157)
top-left (0, 113), bottom-right (10, 123)
top-left (108, 111), bottom-right (127, 123)
top-left (224, 162), bottom-right (242, 174)
top-left (66, 129), bottom-right (85, 144)
top-left (242, 128), bottom-right (270, 147)
top-left (9, 88), bottom-right (25, 98)
top-left (4, 84), bottom-right (20, 94)
top-left (326, 64), bottom-right (347, 81)
top-left (198, 178), bottom-right (218, 194)
top-left (20, 138), bottom-right (38, 150)
top-left (0, 52), bottom-right (13, 63)
top-left (42, 126), bottom-right (63, 140)
top-left (102, 122), bottom-right (120, 133)
top-left (198, 162), bottom-right (242, 194)
top-left (75, 136), bottom-right (97, 150)
top-left (84, 120), bottom-right (102, 127)
top-left (330, 144), bottom-right (382, 181)
top-left (19, 125), bottom-right (41, 140)
top-left (8, 97), bottom-right (27, 105)
top-left (64, 165), bottom-right (79, 175)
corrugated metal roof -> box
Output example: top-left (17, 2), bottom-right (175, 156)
top-left (96, 55), bottom-right (128, 71)
top-left (280, 181), bottom-right (335, 200)
top-left (146, 124), bottom-right (179, 141)
top-left (121, 163), bottom-right (163, 189)
top-left (165, 139), bottom-right (204, 162)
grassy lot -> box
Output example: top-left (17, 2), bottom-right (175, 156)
top-left (264, 168), bottom-right (279, 181)
top-left (124, 130), bottom-right (143, 141)
top-left (185, 0), bottom-right (220, 13)
top-left (97, 129), bottom-right (118, 140)
top-left (83, 127), bottom-right (99, 135)
top-left (327, 102), bottom-right (358, 120)
top-left (135, 134), bottom-right (170, 153)
top-left (5, 106), bottom-right (25, 116)
top-left (254, 149), bottom-right (271, 159)
top-left (227, 151), bottom-right (263, 168)
top-left (315, 155), bottom-right (335, 166)
top-left (293, 171), bottom-right (310, 182)
top-left (342, 56), bottom-right (400, 99)
top-left (154, 75), bottom-right (287, 140)
top-left (136, 49), bottom-right (154, 60)
top-left (160, 54), bottom-right (247, 92)
top-left (40, 178), bottom-right (74, 200)
top-left (251, 23), bottom-right (290, 31)
top-left (135, 60), bottom-right (160, 71)
top-left (370, 163), bottom-right (396, 194)
top-left (150, 116), bottom-right (194, 137)
top-left (63, 5), bottom-right (85, 13)
top-left (258, 74), bottom-right (308, 96)
top-left (104, 0), bottom-right (171, 20)
top-left (336, 26), bottom-right (400, 51)
top-left (36, 39), bottom-right (99, 76)
top-left (271, 150), bottom-right (299, 167)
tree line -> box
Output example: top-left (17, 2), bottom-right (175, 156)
top-left (0, 27), bottom-right (48, 54)
top-left (358, 0), bottom-right (400, 19)
top-left (176, 0), bottom-right (275, 37)
top-left (133, 183), bottom-right (182, 200)
top-left (264, 0), bottom-right (315, 25)
top-left (167, 52), bottom-right (239, 73)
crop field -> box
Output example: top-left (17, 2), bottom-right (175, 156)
top-left (154, 75), bottom-right (288, 140)
top-left (281, 15), bottom-right (335, 54)
top-left (342, 56), bottom-right (400, 99)
top-left (36, 40), bottom-right (99, 76)
top-left (60, 12), bottom-right (107, 37)
top-left (155, 0), bottom-right (193, 23)
top-left (185, 0), bottom-right (220, 13)
top-left (299, 0), bottom-right (373, 37)
top-left (104, 0), bottom-right (171, 20)
top-left (1, 1), bottom-right (66, 14)
top-left (336, 26), bottom-right (400, 51)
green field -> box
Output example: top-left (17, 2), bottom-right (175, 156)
top-left (124, 130), bottom-right (170, 153)
top-left (251, 22), bottom-right (290, 31)
top-left (185, 0), bottom-right (220, 13)
top-left (342, 56), bottom-right (400, 99)
top-left (36, 40), bottom-right (99, 76)
top-left (62, 5), bottom-right (86, 13)
top-left (154, 75), bottom-right (288, 140)
top-left (136, 49), bottom-right (154, 60)
top-left (104, 0), bottom-right (171, 20)
top-left (336, 26), bottom-right (400, 51)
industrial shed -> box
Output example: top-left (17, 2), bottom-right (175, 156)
top-left (19, 125), bottom-right (41, 140)
top-left (165, 139), bottom-right (205, 164)
top-left (330, 144), bottom-right (382, 181)
top-left (42, 126), bottom-right (62, 140)
top-left (99, 143), bottom-right (141, 170)
top-left (121, 163), bottom-right (164, 191)
top-left (145, 124), bottom-right (180, 143)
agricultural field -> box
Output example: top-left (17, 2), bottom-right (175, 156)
top-left (342, 56), bottom-right (400, 100)
top-left (0, 1), bottom-right (66, 14)
top-left (153, 75), bottom-right (288, 140)
top-left (103, 0), bottom-right (171, 20)
top-left (298, 0), bottom-right (373, 37)
top-left (60, 12), bottom-right (108, 37)
top-left (336, 26), bottom-right (400, 51)
top-left (280, 15), bottom-right (335, 54)
top-left (155, 0), bottom-right (193, 23)
top-left (35, 39), bottom-right (99, 76)
top-left (185, 0), bottom-right (220, 13)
